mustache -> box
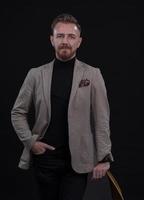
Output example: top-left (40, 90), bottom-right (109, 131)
top-left (59, 44), bottom-right (71, 49)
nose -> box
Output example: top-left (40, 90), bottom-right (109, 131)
top-left (62, 36), bottom-right (68, 43)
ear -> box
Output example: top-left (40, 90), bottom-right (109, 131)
top-left (77, 37), bottom-right (82, 48)
top-left (50, 35), bottom-right (54, 47)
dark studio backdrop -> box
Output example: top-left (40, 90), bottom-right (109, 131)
top-left (0, 2), bottom-right (143, 200)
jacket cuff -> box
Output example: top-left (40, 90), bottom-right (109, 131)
top-left (99, 154), bottom-right (113, 163)
top-left (22, 134), bottom-right (38, 150)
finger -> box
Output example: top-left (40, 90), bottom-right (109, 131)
top-left (92, 168), bottom-right (100, 179)
top-left (95, 172), bottom-right (101, 179)
top-left (43, 143), bottom-right (55, 150)
top-left (93, 169), bottom-right (101, 179)
top-left (102, 170), bottom-right (107, 177)
top-left (33, 148), bottom-right (46, 155)
top-left (91, 169), bottom-right (96, 180)
top-left (99, 171), bottom-right (104, 179)
top-left (95, 170), bottom-right (104, 179)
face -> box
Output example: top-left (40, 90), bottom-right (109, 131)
top-left (50, 22), bottom-right (82, 61)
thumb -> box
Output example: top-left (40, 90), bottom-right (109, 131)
top-left (43, 143), bottom-right (55, 150)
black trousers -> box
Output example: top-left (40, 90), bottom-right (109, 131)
top-left (32, 152), bottom-right (88, 200)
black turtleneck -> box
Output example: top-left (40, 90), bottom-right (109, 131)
top-left (40, 57), bottom-right (75, 159)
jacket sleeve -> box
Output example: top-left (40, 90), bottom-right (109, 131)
top-left (11, 68), bottom-right (37, 150)
top-left (91, 67), bottom-right (114, 162)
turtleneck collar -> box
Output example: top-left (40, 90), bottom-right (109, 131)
top-left (54, 57), bottom-right (76, 67)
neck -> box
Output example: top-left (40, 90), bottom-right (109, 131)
top-left (55, 54), bottom-right (76, 62)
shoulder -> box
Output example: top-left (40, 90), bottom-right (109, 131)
top-left (76, 59), bottom-right (101, 76)
top-left (26, 60), bottom-right (54, 77)
top-left (77, 59), bottom-right (100, 71)
top-left (30, 60), bottom-right (54, 73)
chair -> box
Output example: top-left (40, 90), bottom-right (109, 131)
top-left (107, 171), bottom-right (124, 200)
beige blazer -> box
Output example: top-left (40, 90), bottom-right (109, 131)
top-left (11, 59), bottom-right (113, 173)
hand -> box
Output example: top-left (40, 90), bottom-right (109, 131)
top-left (92, 162), bottom-right (110, 179)
top-left (31, 141), bottom-right (55, 155)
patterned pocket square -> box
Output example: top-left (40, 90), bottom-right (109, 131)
top-left (79, 79), bottom-right (90, 87)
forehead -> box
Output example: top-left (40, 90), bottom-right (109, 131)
top-left (53, 22), bottom-right (80, 35)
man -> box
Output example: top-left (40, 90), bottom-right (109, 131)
top-left (11, 13), bottom-right (113, 200)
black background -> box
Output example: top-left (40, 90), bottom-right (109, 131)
top-left (0, 2), bottom-right (143, 200)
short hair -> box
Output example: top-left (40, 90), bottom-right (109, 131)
top-left (51, 13), bottom-right (81, 35)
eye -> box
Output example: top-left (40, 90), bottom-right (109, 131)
top-left (56, 34), bottom-right (64, 38)
top-left (68, 34), bottom-right (76, 39)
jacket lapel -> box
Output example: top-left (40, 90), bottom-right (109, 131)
top-left (42, 60), bottom-right (54, 120)
top-left (42, 59), bottom-right (85, 120)
top-left (68, 59), bottom-right (85, 110)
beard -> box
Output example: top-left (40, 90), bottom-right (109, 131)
top-left (56, 45), bottom-right (75, 61)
